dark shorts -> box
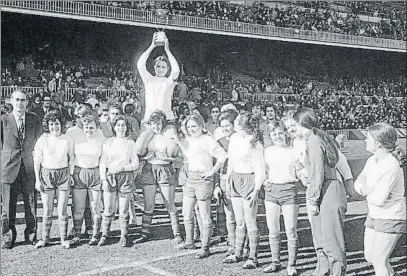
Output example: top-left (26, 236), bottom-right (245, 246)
top-left (183, 171), bottom-right (214, 201)
top-left (229, 171), bottom-right (255, 199)
top-left (73, 166), bottom-right (101, 190)
top-left (104, 171), bottom-right (134, 194)
top-left (365, 215), bottom-right (407, 234)
top-left (264, 182), bottom-right (299, 205)
top-left (138, 163), bottom-right (175, 187)
top-left (40, 167), bottom-right (71, 191)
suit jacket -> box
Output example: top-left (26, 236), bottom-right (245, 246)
top-left (31, 106), bottom-right (55, 120)
top-left (1, 112), bottom-right (42, 185)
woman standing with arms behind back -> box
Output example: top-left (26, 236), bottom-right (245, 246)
top-left (293, 107), bottom-right (347, 276)
top-left (355, 123), bottom-right (406, 276)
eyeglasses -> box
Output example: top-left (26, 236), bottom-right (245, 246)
top-left (211, 111), bottom-right (219, 113)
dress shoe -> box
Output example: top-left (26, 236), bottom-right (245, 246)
top-left (10, 226), bottom-right (17, 246)
top-left (2, 231), bottom-right (13, 249)
top-left (24, 228), bottom-right (37, 244)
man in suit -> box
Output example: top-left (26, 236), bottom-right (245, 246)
top-left (1, 90), bottom-right (42, 249)
top-left (31, 94), bottom-right (54, 120)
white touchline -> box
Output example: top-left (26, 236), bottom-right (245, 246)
top-left (140, 264), bottom-right (179, 276)
top-left (68, 246), bottom-right (229, 276)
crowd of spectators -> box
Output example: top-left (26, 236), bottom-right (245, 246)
top-left (89, 1), bottom-right (406, 40)
top-left (2, 55), bottom-right (143, 97)
top-left (2, 73), bottom-right (405, 131)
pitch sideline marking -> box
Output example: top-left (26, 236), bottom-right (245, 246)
top-left (69, 246), bottom-right (228, 276)
top-left (140, 264), bottom-right (179, 276)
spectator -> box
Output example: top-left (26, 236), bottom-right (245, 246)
top-left (31, 95), bottom-right (55, 120)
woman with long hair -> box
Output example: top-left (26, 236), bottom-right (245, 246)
top-left (222, 112), bottom-right (266, 269)
top-left (98, 115), bottom-right (139, 247)
top-left (135, 110), bottom-right (182, 244)
top-left (174, 114), bottom-right (227, 259)
top-left (262, 121), bottom-right (300, 275)
top-left (70, 114), bottom-right (106, 246)
top-left (292, 107), bottom-right (347, 276)
top-left (355, 122), bottom-right (406, 276)
top-left (213, 109), bottom-right (239, 256)
top-left (33, 110), bottom-right (74, 249)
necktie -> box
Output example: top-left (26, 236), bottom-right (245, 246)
top-left (18, 116), bottom-right (25, 140)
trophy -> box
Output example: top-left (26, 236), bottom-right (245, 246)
top-left (154, 8), bottom-right (171, 46)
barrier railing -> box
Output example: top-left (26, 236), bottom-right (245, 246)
top-left (1, 1), bottom-right (405, 51)
top-left (3, 86), bottom-right (404, 103)
top-left (326, 129), bottom-right (351, 139)
top-left (1, 86), bottom-right (136, 101)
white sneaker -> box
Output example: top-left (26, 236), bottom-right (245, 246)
top-left (286, 265), bottom-right (297, 276)
top-left (61, 240), bottom-right (70, 249)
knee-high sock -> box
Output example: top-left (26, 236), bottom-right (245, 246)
top-left (141, 212), bottom-right (153, 237)
top-left (101, 214), bottom-right (113, 236)
top-left (73, 217), bottom-right (83, 238)
top-left (193, 215), bottom-right (200, 241)
top-left (92, 215), bottom-right (102, 238)
top-left (287, 239), bottom-right (298, 266)
top-left (84, 203), bottom-right (93, 231)
top-left (119, 214), bottom-right (129, 237)
top-left (184, 216), bottom-right (195, 245)
top-left (201, 221), bottom-right (212, 249)
top-left (42, 217), bottom-right (52, 241)
top-left (315, 249), bottom-right (330, 276)
top-left (59, 217), bottom-right (68, 240)
top-left (226, 218), bottom-right (236, 248)
top-left (169, 212), bottom-right (181, 238)
top-left (216, 205), bottom-right (228, 237)
top-left (248, 229), bottom-right (259, 260)
top-left (269, 234), bottom-right (281, 264)
top-left (235, 226), bottom-right (247, 257)
top-left (194, 210), bottom-right (203, 240)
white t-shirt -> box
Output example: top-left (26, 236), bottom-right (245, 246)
top-left (354, 153), bottom-right (406, 220)
top-left (33, 133), bottom-right (74, 169)
top-left (143, 75), bottom-right (176, 122)
top-left (185, 135), bottom-right (226, 173)
top-left (264, 146), bottom-right (298, 184)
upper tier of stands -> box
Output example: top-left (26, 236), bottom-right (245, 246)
top-left (2, 1), bottom-right (405, 51)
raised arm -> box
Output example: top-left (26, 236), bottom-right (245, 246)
top-left (137, 33), bottom-right (157, 82)
top-left (164, 36), bottom-right (180, 81)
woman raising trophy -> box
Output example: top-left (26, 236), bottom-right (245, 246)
top-left (136, 32), bottom-right (180, 157)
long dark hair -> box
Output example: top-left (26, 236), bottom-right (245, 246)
top-left (237, 112), bottom-right (263, 148)
top-left (293, 107), bottom-right (338, 168)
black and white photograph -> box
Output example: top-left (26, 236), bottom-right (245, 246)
top-left (1, 1), bottom-right (406, 275)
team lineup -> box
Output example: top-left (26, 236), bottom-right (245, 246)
top-left (1, 33), bottom-right (406, 276)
